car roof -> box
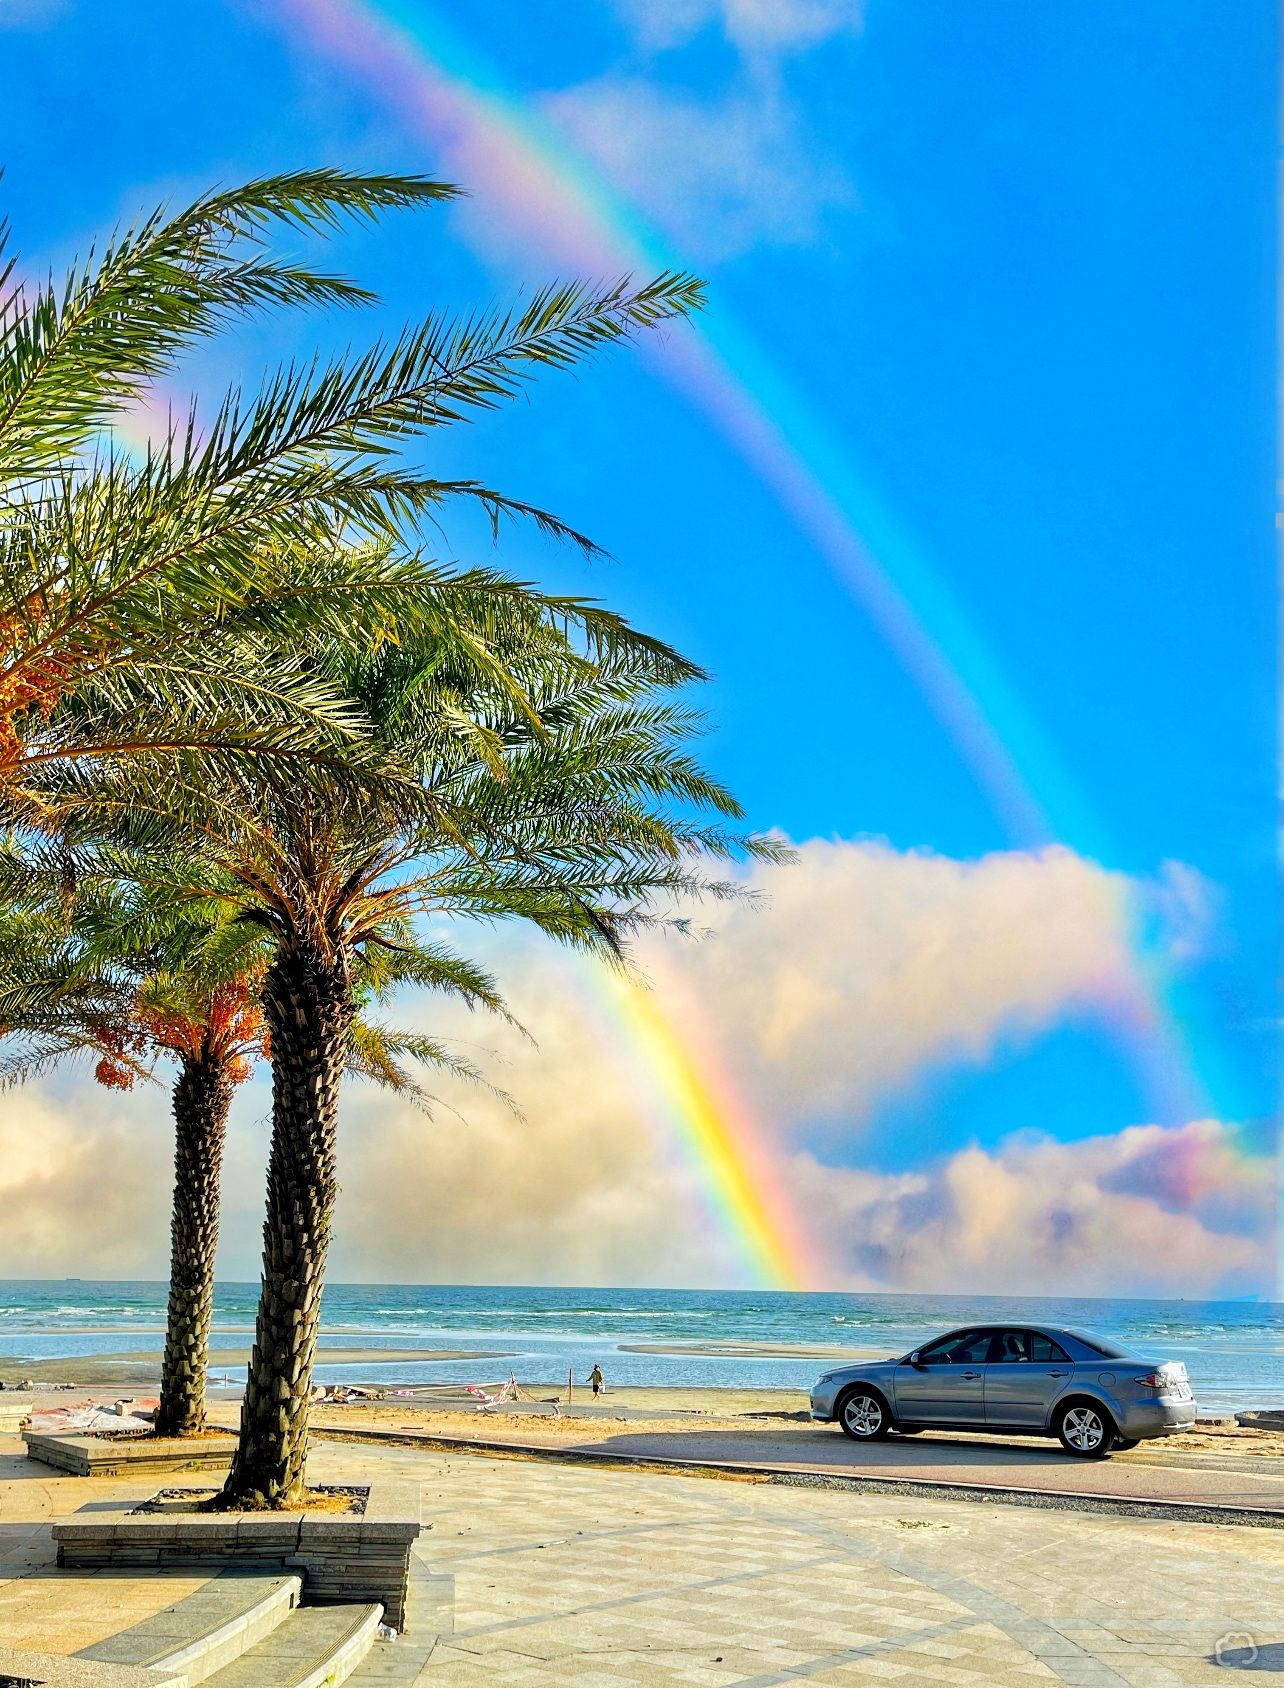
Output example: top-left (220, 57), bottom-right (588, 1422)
top-left (920, 1323), bottom-right (1140, 1354)
top-left (925, 1323), bottom-right (1068, 1338)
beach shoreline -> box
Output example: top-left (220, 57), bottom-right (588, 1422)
top-left (0, 1337), bottom-right (888, 1394)
top-left (0, 1347), bottom-right (517, 1389)
top-left (294, 1394), bottom-right (1284, 1463)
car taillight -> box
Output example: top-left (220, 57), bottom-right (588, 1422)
top-left (1135, 1370), bottom-right (1184, 1392)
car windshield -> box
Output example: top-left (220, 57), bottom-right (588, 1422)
top-left (1064, 1329), bottom-right (1133, 1360)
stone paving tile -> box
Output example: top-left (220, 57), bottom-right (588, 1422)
top-left (8, 1431), bottom-right (1284, 1686)
top-left (334, 1442), bottom-right (1284, 1685)
top-left (0, 1563), bottom-right (209, 1654)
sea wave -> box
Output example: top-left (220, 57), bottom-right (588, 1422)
top-left (3, 1282), bottom-right (1281, 1409)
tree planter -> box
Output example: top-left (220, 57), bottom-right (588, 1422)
top-left (23, 1429), bottom-right (237, 1478)
top-left (52, 1480), bottom-right (422, 1630)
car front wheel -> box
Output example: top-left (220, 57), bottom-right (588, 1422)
top-left (838, 1387), bottom-right (892, 1441)
top-left (1056, 1401), bottom-right (1115, 1458)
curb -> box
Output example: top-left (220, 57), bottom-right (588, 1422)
top-left (306, 1423), bottom-right (1284, 1531)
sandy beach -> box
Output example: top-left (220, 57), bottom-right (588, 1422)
top-left (283, 1384), bottom-right (1284, 1459)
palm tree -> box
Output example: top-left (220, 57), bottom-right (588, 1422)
top-left (0, 172), bottom-right (446, 817)
top-left (0, 874), bottom-right (266, 1432)
top-left (0, 169), bottom-right (704, 828)
top-left (73, 889), bottom-right (271, 1437)
top-left (4, 165), bottom-right (721, 1504)
top-left (65, 606), bottom-right (773, 1506)
top-left (4, 862), bottom-right (513, 1439)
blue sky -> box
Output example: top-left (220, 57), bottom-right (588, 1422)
top-left (0, 0), bottom-right (1276, 1293)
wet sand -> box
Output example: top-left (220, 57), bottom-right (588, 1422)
top-left (0, 1347), bottom-right (514, 1389)
top-left (621, 1341), bottom-right (889, 1361)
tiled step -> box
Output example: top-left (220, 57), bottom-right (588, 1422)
top-left (347, 1559), bottom-right (454, 1683)
top-left (201, 1602), bottom-right (384, 1688)
top-left (77, 1572), bottom-right (301, 1683)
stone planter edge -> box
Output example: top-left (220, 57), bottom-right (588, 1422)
top-left (52, 1478), bottom-right (422, 1630)
top-left (22, 1427), bottom-right (237, 1477)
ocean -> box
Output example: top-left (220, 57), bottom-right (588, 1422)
top-left (2, 1280), bottom-right (1280, 1412)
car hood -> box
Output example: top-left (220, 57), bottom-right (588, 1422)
top-left (818, 1358), bottom-right (902, 1383)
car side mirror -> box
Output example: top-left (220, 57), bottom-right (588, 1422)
top-left (908, 1351), bottom-right (923, 1368)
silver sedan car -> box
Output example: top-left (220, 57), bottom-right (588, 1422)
top-left (810, 1324), bottom-right (1197, 1457)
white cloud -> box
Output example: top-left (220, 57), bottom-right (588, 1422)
top-left (0, 839), bottom-right (1252, 1298)
top-left (1150, 858), bottom-right (1220, 964)
top-left (611, 0), bottom-right (864, 58)
top-left (631, 839), bottom-right (1190, 1135)
top-left (393, 1), bottom-right (860, 270)
top-left (331, 1012), bottom-right (729, 1288)
top-left (545, 77), bottom-right (853, 261)
top-left (320, 840), bottom-right (1254, 1296)
top-left (0, 1069), bottom-right (281, 1282)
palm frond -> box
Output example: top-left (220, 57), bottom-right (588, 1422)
top-left (345, 1017), bottom-right (518, 1118)
top-left (0, 169), bottom-right (455, 478)
top-left (178, 273), bottom-right (705, 487)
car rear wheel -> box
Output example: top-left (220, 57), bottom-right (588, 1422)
top-left (1056, 1401), bottom-right (1115, 1457)
top-left (837, 1387), bottom-right (892, 1441)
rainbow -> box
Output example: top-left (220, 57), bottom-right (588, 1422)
top-left (205, 1), bottom-right (1232, 1284)
top-left (590, 958), bottom-right (823, 1292)
top-left (107, 387), bottom-right (187, 460)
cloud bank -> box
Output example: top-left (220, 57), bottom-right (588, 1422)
top-left (791, 1118), bottom-right (1269, 1296)
top-left (626, 839), bottom-right (1197, 1133)
top-left (0, 840), bottom-right (1266, 1297)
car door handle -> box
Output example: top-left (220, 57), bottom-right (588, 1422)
top-left (1048, 1370), bottom-right (1067, 1377)
top-left (962, 1371), bottom-right (981, 1379)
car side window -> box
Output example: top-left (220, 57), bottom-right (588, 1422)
top-left (917, 1329), bottom-right (992, 1365)
top-left (1027, 1333), bottom-right (1070, 1364)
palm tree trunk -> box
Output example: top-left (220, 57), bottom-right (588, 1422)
top-left (219, 938), bottom-right (352, 1508)
top-left (154, 1047), bottom-right (233, 1438)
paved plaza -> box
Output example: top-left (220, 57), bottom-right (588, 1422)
top-left (4, 1431), bottom-right (1284, 1683)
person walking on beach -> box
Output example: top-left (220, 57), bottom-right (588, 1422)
top-left (588, 1364), bottom-right (604, 1399)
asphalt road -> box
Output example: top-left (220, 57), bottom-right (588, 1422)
top-left (307, 1410), bottom-right (1284, 1514)
top-left (561, 1423), bottom-right (1284, 1510)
